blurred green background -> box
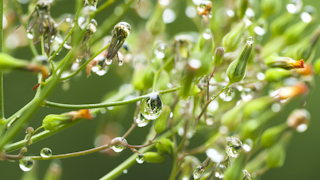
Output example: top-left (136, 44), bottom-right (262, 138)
top-left (0, 0), bottom-right (320, 179)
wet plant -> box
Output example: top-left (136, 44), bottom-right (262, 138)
top-left (0, 0), bottom-right (319, 179)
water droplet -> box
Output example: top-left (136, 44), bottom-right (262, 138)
top-left (111, 137), bottom-right (127, 153)
top-left (40, 147), bottom-right (52, 158)
top-left (287, 0), bottom-right (303, 14)
top-left (105, 59), bottom-right (112, 65)
top-left (185, 6), bottom-right (197, 18)
top-left (242, 139), bottom-right (253, 152)
top-left (136, 154), bottom-right (145, 164)
top-left (140, 92), bottom-right (163, 120)
top-left (178, 127), bottom-right (194, 139)
top-left (202, 28), bottom-right (212, 40)
top-left (206, 148), bottom-right (224, 163)
top-left (188, 59), bottom-right (202, 69)
top-left (123, 169), bottom-right (128, 174)
top-left (246, 36), bottom-right (254, 44)
top-left (100, 108), bottom-right (106, 114)
top-left (154, 42), bottom-right (167, 59)
top-left (241, 88), bottom-right (253, 101)
top-left (206, 118), bottom-right (214, 126)
top-left (271, 103), bottom-right (281, 113)
top-left (193, 165), bottom-right (204, 179)
top-left (136, 113), bottom-right (150, 127)
top-left (19, 158), bottom-right (34, 172)
top-left (225, 137), bottom-right (242, 158)
top-left (27, 33), bottom-right (34, 40)
top-left (159, 0), bottom-right (170, 6)
top-left (219, 87), bottom-right (235, 102)
top-left (300, 6), bottom-right (315, 23)
top-left (163, 9), bottom-right (176, 24)
top-left (117, 59), bottom-right (123, 66)
top-left (215, 163), bottom-right (227, 179)
top-left (243, 169), bottom-right (251, 180)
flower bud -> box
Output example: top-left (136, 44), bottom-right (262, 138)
top-left (265, 54), bottom-right (304, 70)
top-left (226, 38), bottom-right (253, 84)
top-left (155, 138), bottom-right (174, 155)
top-left (222, 21), bottom-right (246, 52)
top-left (42, 109), bottom-right (92, 131)
top-left (146, 1), bottom-right (166, 35)
top-left (180, 59), bottom-right (201, 98)
top-left (261, 123), bottom-right (288, 147)
top-left (277, 83), bottom-right (308, 100)
top-left (221, 101), bottom-right (247, 131)
top-left (266, 131), bottom-right (292, 168)
top-left (264, 68), bottom-right (293, 82)
top-left (213, 47), bottom-right (225, 66)
top-left (154, 106), bottom-right (171, 133)
top-left (271, 13), bottom-right (295, 36)
top-left (197, 1), bottom-right (212, 16)
top-left (237, 0), bottom-right (248, 19)
top-left (261, 0), bottom-right (281, 17)
top-left (287, 109), bottom-right (310, 133)
top-left (25, 127), bottom-right (34, 134)
top-left (243, 96), bottom-right (275, 118)
top-left (294, 26), bottom-right (320, 63)
top-left (143, 152), bottom-right (166, 163)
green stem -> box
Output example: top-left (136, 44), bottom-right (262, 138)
top-left (94, 0), bottom-right (116, 15)
top-left (152, 55), bottom-right (174, 92)
top-left (44, 87), bottom-right (180, 109)
top-left (59, 44), bottom-right (110, 81)
top-left (0, 0), bottom-right (3, 120)
top-left (91, 0), bottom-right (135, 44)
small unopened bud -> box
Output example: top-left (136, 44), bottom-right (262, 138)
top-left (213, 47), bottom-right (225, 66)
top-left (146, 2), bottom-right (166, 35)
top-left (237, 0), bottom-right (248, 19)
top-left (155, 138), bottom-right (174, 155)
top-left (197, 1), bottom-right (212, 16)
top-left (265, 54), bottom-right (304, 70)
top-left (42, 109), bottom-right (92, 131)
top-left (261, 123), bottom-right (288, 147)
top-left (25, 127), bottom-right (34, 134)
top-left (154, 106), bottom-right (171, 133)
top-left (287, 109), bottom-right (310, 133)
top-left (266, 132), bottom-right (292, 168)
top-left (277, 83), bottom-right (308, 100)
top-left (271, 12), bottom-right (295, 36)
top-left (143, 152), bottom-right (166, 163)
top-left (180, 59), bottom-right (201, 98)
top-left (261, 0), bottom-right (282, 17)
top-left (294, 26), bottom-right (320, 63)
top-left (264, 68), bottom-right (293, 82)
top-left (222, 21), bottom-right (246, 52)
top-left (243, 96), bottom-right (275, 118)
top-left (226, 38), bottom-right (253, 84)
top-left (221, 101), bottom-right (246, 131)
top-left (21, 147), bottom-right (28, 153)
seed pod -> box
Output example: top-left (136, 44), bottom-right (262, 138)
top-left (180, 59), bottom-right (201, 98)
top-left (222, 21), bottom-right (246, 52)
top-left (155, 138), bottom-right (174, 155)
top-left (154, 106), bottom-right (171, 133)
top-left (271, 13), bottom-right (295, 36)
top-left (237, 0), bottom-right (248, 19)
top-left (146, 1), bottom-right (166, 35)
top-left (243, 96), bottom-right (275, 118)
top-left (223, 153), bottom-right (246, 180)
top-left (294, 26), bottom-right (320, 63)
top-left (261, 123), bottom-right (288, 147)
top-left (266, 131), bottom-right (292, 168)
top-left (143, 152), bottom-right (166, 163)
top-left (261, 0), bottom-right (281, 17)
top-left (287, 109), bottom-right (310, 133)
top-left (265, 54), bottom-right (304, 70)
top-left (264, 68), bottom-right (293, 82)
top-left (226, 38), bottom-right (253, 84)
top-left (195, 36), bottom-right (214, 77)
top-left (213, 47), bottom-right (225, 66)
top-left (221, 101), bottom-right (246, 131)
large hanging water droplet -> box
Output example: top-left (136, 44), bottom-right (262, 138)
top-left (136, 113), bottom-right (150, 127)
top-left (241, 88), bottom-right (254, 101)
top-left (215, 163), bottom-right (227, 179)
top-left (246, 36), bottom-right (254, 44)
top-left (225, 137), bottom-right (242, 158)
top-left (19, 158), bottom-right (34, 172)
top-left (243, 169), bottom-right (251, 180)
top-left (154, 42), bottom-right (167, 59)
top-left (219, 87), bottom-right (235, 102)
top-left (105, 59), bottom-right (112, 65)
top-left (193, 165), bottom-right (204, 179)
top-left (40, 147), bottom-right (52, 158)
top-left (117, 59), bottom-right (124, 66)
top-left (111, 137), bottom-right (127, 153)
top-left (91, 55), bottom-right (107, 76)
top-left (136, 154), bottom-right (145, 164)
top-left (140, 92), bottom-right (163, 120)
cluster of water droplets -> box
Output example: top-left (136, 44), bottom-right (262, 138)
top-left (225, 137), bottom-right (243, 158)
top-left (40, 147), bottom-right (53, 158)
top-left (19, 157), bottom-right (34, 172)
top-left (219, 87), bottom-right (236, 102)
top-left (140, 92), bottom-right (163, 120)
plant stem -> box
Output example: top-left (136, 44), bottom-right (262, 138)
top-left (95, 0), bottom-right (116, 15)
top-left (44, 87), bottom-right (180, 109)
top-left (0, 0), bottom-right (3, 120)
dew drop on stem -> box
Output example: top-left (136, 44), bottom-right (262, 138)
top-left (111, 137), bottom-right (128, 153)
top-left (136, 113), bottom-right (150, 127)
top-left (193, 165), bottom-right (204, 179)
top-left (140, 92), bottom-right (163, 120)
top-left (136, 154), bottom-right (145, 164)
top-left (246, 36), bottom-right (254, 45)
top-left (219, 87), bottom-right (235, 102)
top-left (241, 88), bottom-right (254, 101)
top-left (19, 158), bottom-right (34, 172)
top-left (40, 147), bottom-right (52, 158)
top-left (225, 137), bottom-right (243, 158)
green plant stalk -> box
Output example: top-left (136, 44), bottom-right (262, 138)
top-left (0, 0), bottom-right (3, 120)
top-left (44, 87), bottom-right (180, 109)
top-left (152, 55), bottom-right (175, 91)
top-left (95, 0), bottom-right (116, 15)
top-left (91, 0), bottom-right (135, 44)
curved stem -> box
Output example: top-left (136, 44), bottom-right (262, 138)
top-left (44, 87), bottom-right (180, 109)
top-left (59, 44), bottom-right (110, 81)
top-left (94, 0), bottom-right (116, 15)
